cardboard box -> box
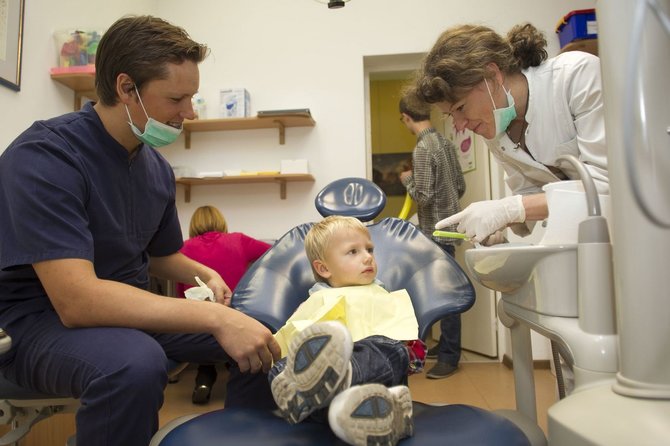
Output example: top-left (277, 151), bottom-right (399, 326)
top-left (171, 165), bottom-right (195, 178)
top-left (220, 88), bottom-right (250, 118)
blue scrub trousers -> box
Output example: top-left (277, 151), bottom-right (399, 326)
top-left (0, 310), bottom-right (266, 446)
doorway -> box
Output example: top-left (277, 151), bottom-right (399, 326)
top-left (364, 54), bottom-right (499, 358)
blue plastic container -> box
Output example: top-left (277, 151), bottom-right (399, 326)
top-left (555, 9), bottom-right (597, 48)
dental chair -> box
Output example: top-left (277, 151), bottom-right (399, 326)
top-left (150, 178), bottom-right (546, 446)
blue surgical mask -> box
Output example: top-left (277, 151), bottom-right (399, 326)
top-left (125, 87), bottom-right (182, 148)
top-left (485, 79), bottom-right (517, 139)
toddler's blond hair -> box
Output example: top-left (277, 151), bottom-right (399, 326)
top-left (304, 215), bottom-right (369, 283)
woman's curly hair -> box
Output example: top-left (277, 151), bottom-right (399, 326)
top-left (416, 23), bottom-right (547, 105)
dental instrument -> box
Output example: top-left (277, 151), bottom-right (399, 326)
top-left (432, 230), bottom-right (469, 240)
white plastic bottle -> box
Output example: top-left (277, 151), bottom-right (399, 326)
top-left (191, 93), bottom-right (207, 119)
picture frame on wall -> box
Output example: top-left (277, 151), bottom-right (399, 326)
top-left (443, 115), bottom-right (476, 173)
top-left (0, 0), bottom-right (25, 91)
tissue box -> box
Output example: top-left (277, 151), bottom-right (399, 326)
top-left (220, 88), bottom-right (250, 118)
top-left (171, 165), bottom-right (195, 178)
top-left (280, 159), bottom-right (309, 174)
top-left (54, 29), bottom-right (103, 67)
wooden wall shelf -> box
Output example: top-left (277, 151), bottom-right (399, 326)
top-left (47, 72), bottom-right (317, 148)
top-left (50, 71), bottom-right (97, 110)
top-left (176, 173), bottom-right (314, 202)
top-left (182, 115), bottom-right (315, 148)
top-left (49, 71), bottom-right (317, 203)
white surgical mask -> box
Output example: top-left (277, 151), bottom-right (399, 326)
top-left (125, 87), bottom-right (182, 148)
top-left (485, 79), bottom-right (517, 139)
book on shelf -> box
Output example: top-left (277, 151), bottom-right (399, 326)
top-left (256, 108), bottom-right (311, 118)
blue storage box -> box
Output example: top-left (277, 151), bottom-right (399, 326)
top-left (555, 9), bottom-right (597, 48)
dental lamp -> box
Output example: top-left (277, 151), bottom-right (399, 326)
top-left (314, 0), bottom-right (351, 9)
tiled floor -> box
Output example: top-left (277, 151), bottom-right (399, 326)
top-left (10, 353), bottom-right (558, 445)
top-left (409, 352), bottom-right (557, 434)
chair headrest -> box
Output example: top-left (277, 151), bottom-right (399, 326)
top-left (314, 177), bottom-right (386, 222)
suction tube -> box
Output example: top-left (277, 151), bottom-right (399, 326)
top-left (557, 155), bottom-right (616, 336)
top-left (556, 155), bottom-right (601, 217)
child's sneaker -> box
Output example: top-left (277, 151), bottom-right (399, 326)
top-left (328, 384), bottom-right (413, 446)
top-left (271, 321), bottom-right (353, 424)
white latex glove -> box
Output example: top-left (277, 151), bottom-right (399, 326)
top-left (435, 195), bottom-right (526, 243)
top-left (184, 276), bottom-right (214, 302)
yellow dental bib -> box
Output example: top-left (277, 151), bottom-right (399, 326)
top-left (274, 283), bottom-right (418, 357)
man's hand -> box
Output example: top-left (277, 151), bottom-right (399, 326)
top-left (207, 277), bottom-right (232, 306)
top-left (214, 310), bottom-right (281, 373)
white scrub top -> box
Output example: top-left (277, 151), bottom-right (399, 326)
top-left (486, 50), bottom-right (609, 196)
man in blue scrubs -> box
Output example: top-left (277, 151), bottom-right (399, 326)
top-left (0, 15), bottom-right (281, 445)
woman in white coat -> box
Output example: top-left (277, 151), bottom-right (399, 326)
top-left (416, 23), bottom-right (608, 243)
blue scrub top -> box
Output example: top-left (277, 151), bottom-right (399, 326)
top-left (0, 102), bottom-right (183, 327)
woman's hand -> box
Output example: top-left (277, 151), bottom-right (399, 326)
top-left (481, 230), bottom-right (507, 246)
top-left (436, 195), bottom-right (525, 242)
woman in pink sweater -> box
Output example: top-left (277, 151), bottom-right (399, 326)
top-left (177, 205), bottom-right (272, 403)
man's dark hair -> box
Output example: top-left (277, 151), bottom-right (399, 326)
top-left (95, 15), bottom-right (209, 106)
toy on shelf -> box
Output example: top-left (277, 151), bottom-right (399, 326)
top-left (55, 29), bottom-right (102, 68)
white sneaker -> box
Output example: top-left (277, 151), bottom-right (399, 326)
top-left (271, 321), bottom-right (353, 424)
top-left (328, 384), bottom-right (414, 446)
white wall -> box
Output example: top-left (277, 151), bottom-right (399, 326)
top-left (157, 0), bottom-right (596, 240)
top-left (0, 0), bottom-right (156, 149)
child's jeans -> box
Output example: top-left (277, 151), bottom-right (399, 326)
top-left (269, 335), bottom-right (412, 388)
top-left (268, 335), bottom-right (420, 423)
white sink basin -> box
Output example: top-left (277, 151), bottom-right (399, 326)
top-left (465, 244), bottom-right (578, 317)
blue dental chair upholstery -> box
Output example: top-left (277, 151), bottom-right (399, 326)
top-left (151, 215), bottom-right (540, 446)
top-left (152, 401), bottom-right (532, 445)
top-left (233, 218), bottom-right (474, 341)
top-left (314, 176), bottom-right (386, 220)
